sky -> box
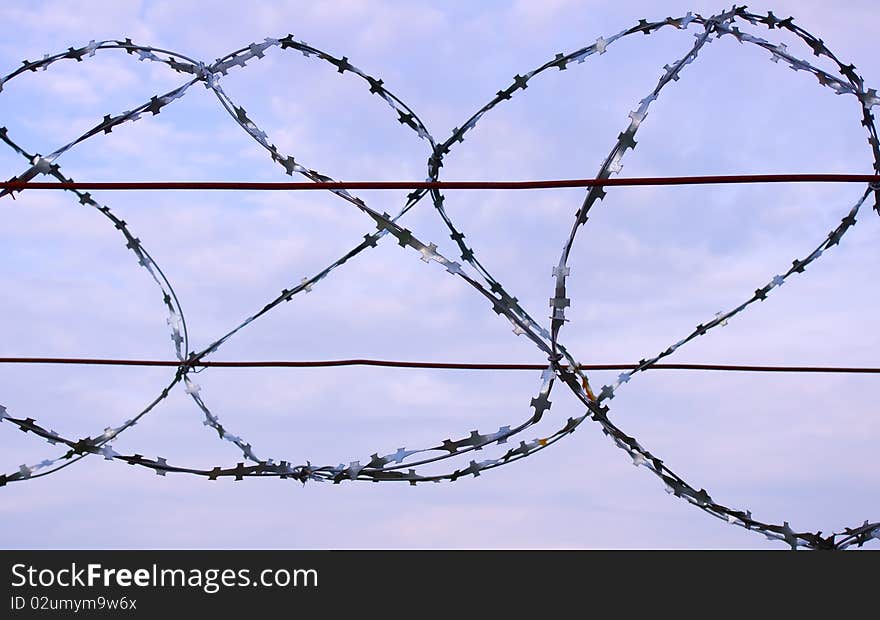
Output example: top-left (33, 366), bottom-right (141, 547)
top-left (0, 0), bottom-right (878, 549)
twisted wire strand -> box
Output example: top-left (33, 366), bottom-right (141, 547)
top-left (4, 173), bottom-right (880, 191)
top-left (1, 6), bottom-right (878, 549)
top-left (3, 357), bottom-right (880, 373)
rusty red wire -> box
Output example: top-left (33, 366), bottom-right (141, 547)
top-left (2, 173), bottom-right (880, 192)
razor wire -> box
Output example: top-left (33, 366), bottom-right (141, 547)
top-left (1, 5), bottom-right (879, 550)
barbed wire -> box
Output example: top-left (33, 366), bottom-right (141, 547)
top-left (1, 5), bottom-right (878, 549)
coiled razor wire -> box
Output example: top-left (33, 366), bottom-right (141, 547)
top-left (1, 6), bottom-right (879, 550)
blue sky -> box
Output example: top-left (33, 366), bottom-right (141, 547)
top-left (0, 0), bottom-right (878, 549)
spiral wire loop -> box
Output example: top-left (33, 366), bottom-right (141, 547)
top-left (2, 6), bottom-right (879, 549)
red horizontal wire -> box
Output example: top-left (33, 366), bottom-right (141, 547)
top-left (3, 173), bottom-right (878, 375)
top-left (0, 357), bottom-right (877, 373)
top-left (2, 174), bottom-right (880, 192)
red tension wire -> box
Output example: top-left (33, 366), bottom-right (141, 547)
top-left (2, 173), bottom-right (880, 192)
top-left (3, 173), bottom-right (878, 375)
top-left (0, 357), bottom-right (877, 373)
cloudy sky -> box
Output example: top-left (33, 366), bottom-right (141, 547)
top-left (0, 0), bottom-right (878, 549)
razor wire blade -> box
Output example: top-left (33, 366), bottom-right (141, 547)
top-left (1, 5), bottom-right (879, 549)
